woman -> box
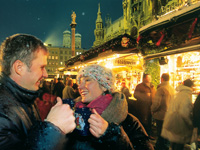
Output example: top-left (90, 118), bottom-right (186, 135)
top-left (161, 79), bottom-right (194, 150)
top-left (66, 64), bottom-right (154, 150)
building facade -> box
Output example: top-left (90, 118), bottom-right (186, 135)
top-left (46, 46), bottom-right (85, 78)
top-left (46, 11), bottom-right (86, 79)
top-left (93, 0), bottom-right (185, 47)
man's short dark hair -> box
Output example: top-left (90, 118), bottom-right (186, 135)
top-left (161, 73), bottom-right (169, 81)
top-left (183, 79), bottom-right (194, 87)
top-left (1, 34), bottom-right (47, 75)
top-left (143, 73), bottom-right (149, 79)
top-left (66, 79), bottom-right (73, 86)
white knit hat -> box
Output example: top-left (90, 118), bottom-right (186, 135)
top-left (76, 64), bottom-right (115, 92)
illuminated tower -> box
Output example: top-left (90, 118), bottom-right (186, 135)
top-left (75, 33), bottom-right (81, 49)
top-left (93, 3), bottom-right (104, 47)
top-left (63, 30), bottom-right (71, 48)
top-left (70, 11), bottom-right (77, 56)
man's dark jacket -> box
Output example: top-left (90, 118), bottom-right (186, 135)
top-left (0, 73), bottom-right (65, 150)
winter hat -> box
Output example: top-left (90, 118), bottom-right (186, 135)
top-left (183, 79), bottom-right (194, 88)
top-left (76, 64), bottom-right (115, 92)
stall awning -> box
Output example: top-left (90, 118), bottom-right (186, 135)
top-left (144, 44), bottom-right (200, 60)
top-left (138, 2), bottom-right (200, 56)
top-left (139, 2), bottom-right (200, 34)
top-left (65, 34), bottom-right (137, 68)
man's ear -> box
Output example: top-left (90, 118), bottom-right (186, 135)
top-left (13, 60), bottom-right (24, 75)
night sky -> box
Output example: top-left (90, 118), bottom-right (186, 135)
top-left (0, 0), bottom-right (123, 49)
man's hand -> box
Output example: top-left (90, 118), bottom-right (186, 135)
top-left (46, 97), bottom-right (76, 134)
top-left (88, 109), bottom-right (108, 138)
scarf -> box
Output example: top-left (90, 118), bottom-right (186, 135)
top-left (75, 94), bottom-right (112, 115)
top-left (75, 92), bottom-right (128, 124)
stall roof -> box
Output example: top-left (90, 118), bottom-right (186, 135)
top-left (139, 2), bottom-right (200, 34)
top-left (65, 34), bottom-right (138, 69)
top-left (138, 2), bottom-right (200, 56)
top-left (144, 44), bottom-right (200, 60)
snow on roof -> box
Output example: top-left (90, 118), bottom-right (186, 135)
top-left (139, 2), bottom-right (200, 34)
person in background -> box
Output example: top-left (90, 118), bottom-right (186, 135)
top-left (193, 93), bottom-right (200, 150)
top-left (66, 64), bottom-right (154, 150)
top-left (162, 79), bottom-right (194, 150)
top-left (134, 73), bottom-right (156, 140)
top-left (72, 81), bottom-right (81, 98)
top-left (53, 77), bottom-right (65, 99)
top-left (36, 80), bottom-right (52, 121)
top-left (0, 34), bottom-right (76, 149)
top-left (151, 73), bottom-right (175, 150)
top-left (50, 79), bottom-right (55, 95)
top-left (63, 78), bottom-right (75, 99)
top-left (121, 80), bottom-right (131, 101)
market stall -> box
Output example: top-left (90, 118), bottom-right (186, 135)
top-left (138, 2), bottom-right (200, 102)
top-left (65, 34), bottom-right (144, 97)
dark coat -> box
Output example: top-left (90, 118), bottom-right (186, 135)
top-left (134, 82), bottom-right (156, 125)
top-left (193, 93), bottom-right (200, 134)
top-left (67, 114), bottom-right (153, 150)
top-left (53, 81), bottom-right (65, 99)
top-left (0, 73), bottom-right (65, 150)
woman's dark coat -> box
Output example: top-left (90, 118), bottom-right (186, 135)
top-left (67, 92), bottom-right (154, 150)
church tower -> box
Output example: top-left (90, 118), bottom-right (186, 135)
top-left (75, 33), bottom-right (81, 49)
top-left (93, 3), bottom-right (104, 47)
top-left (63, 30), bottom-right (71, 48)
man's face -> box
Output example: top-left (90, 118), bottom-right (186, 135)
top-left (20, 49), bottom-right (48, 91)
top-left (144, 75), bottom-right (151, 83)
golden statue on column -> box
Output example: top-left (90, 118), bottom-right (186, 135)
top-left (71, 11), bottom-right (76, 24)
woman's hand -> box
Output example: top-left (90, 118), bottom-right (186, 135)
top-left (88, 109), bottom-right (108, 138)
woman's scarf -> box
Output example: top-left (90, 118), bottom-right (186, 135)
top-left (75, 94), bottom-right (112, 115)
top-left (75, 92), bottom-right (128, 124)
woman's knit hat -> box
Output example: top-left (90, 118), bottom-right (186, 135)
top-left (76, 64), bottom-right (115, 92)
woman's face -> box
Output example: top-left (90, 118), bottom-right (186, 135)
top-left (78, 76), bottom-right (105, 103)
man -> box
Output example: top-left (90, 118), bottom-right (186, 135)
top-left (63, 78), bottom-right (75, 99)
top-left (0, 34), bottom-right (76, 149)
top-left (53, 78), bottom-right (65, 99)
top-left (151, 73), bottom-right (175, 150)
top-left (121, 81), bottom-right (131, 101)
top-left (134, 73), bottom-right (156, 139)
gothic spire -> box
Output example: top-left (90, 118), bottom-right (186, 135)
top-left (96, 3), bottom-right (102, 23)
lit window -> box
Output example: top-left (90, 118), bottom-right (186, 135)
top-left (55, 56), bottom-right (58, 59)
top-left (52, 56), bottom-right (54, 59)
top-left (48, 56), bottom-right (51, 59)
top-left (60, 62), bottom-right (63, 65)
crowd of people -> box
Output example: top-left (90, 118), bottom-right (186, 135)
top-left (121, 73), bottom-right (199, 150)
top-left (118, 72), bottom-right (200, 150)
top-left (0, 33), bottom-right (199, 150)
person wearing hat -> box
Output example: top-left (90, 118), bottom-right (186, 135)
top-left (66, 64), bottom-right (154, 150)
top-left (161, 79), bottom-right (194, 150)
top-left (121, 80), bottom-right (131, 101)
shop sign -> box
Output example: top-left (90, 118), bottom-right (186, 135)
top-left (114, 59), bottom-right (136, 66)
